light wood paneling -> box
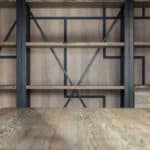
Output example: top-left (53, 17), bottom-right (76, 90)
top-left (0, 8), bottom-right (16, 108)
top-left (1, 1), bottom-right (150, 8)
top-left (0, 1), bottom-right (150, 108)
top-left (26, 85), bottom-right (124, 90)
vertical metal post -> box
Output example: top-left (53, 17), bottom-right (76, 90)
top-left (16, 0), bottom-right (27, 107)
top-left (64, 19), bottom-right (68, 97)
top-left (102, 8), bottom-right (107, 108)
top-left (124, 0), bottom-right (134, 107)
top-left (120, 6), bottom-right (125, 108)
top-left (26, 6), bottom-right (31, 107)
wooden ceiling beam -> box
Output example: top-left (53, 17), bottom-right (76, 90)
top-left (0, 1), bottom-right (150, 8)
top-left (0, 2), bottom-right (16, 8)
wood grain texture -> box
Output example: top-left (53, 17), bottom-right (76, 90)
top-left (29, 7), bottom-right (121, 108)
top-left (0, 85), bottom-right (149, 90)
top-left (26, 85), bottom-right (125, 90)
top-left (0, 1), bottom-right (150, 108)
top-left (0, 42), bottom-right (16, 48)
top-left (26, 42), bottom-right (125, 48)
top-left (1, 1), bottom-right (150, 8)
top-left (1, 42), bottom-right (150, 48)
top-left (0, 85), bottom-right (16, 90)
top-left (0, 8), bottom-right (16, 108)
top-left (0, 109), bottom-right (150, 149)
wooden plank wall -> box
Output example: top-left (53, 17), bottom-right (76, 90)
top-left (0, 0), bottom-right (150, 108)
top-left (0, 8), bottom-right (16, 108)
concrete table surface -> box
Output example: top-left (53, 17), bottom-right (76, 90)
top-left (0, 109), bottom-right (150, 150)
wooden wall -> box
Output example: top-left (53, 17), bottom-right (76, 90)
top-left (0, 0), bottom-right (150, 108)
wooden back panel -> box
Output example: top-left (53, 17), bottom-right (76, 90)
top-left (0, 3), bottom-right (150, 108)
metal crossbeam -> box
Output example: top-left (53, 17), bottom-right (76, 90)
top-left (31, 16), bottom-right (150, 20)
top-left (64, 7), bottom-right (123, 107)
top-left (30, 11), bottom-right (87, 108)
top-left (16, 0), bottom-right (27, 107)
top-left (0, 1), bottom-right (148, 109)
top-left (124, 0), bottom-right (134, 107)
top-left (0, 21), bottom-right (16, 59)
top-left (26, 6), bottom-right (31, 107)
top-left (0, 56), bottom-right (16, 59)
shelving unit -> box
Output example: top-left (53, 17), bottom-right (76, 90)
top-left (0, 0), bottom-right (150, 108)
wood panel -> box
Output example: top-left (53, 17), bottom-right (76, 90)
top-left (0, 8), bottom-right (16, 108)
top-left (0, 1), bottom-right (150, 108)
top-left (1, 1), bottom-right (150, 8)
top-left (0, 109), bottom-right (149, 149)
top-left (26, 85), bottom-right (124, 90)
top-left (1, 42), bottom-right (150, 48)
top-left (134, 7), bottom-right (150, 107)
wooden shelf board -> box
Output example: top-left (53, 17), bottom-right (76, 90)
top-left (0, 85), bottom-right (150, 90)
top-left (0, 42), bottom-right (16, 48)
top-left (0, 85), bottom-right (16, 90)
top-left (135, 85), bottom-right (150, 90)
top-left (134, 42), bottom-right (150, 48)
top-left (1, 42), bottom-right (150, 48)
top-left (26, 42), bottom-right (125, 48)
top-left (26, 85), bottom-right (125, 90)
top-left (26, 42), bottom-right (150, 48)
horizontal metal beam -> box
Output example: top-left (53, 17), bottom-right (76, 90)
top-left (0, 56), bottom-right (16, 59)
top-left (31, 16), bottom-right (150, 20)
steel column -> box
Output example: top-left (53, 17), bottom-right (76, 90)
top-left (124, 0), bottom-right (134, 107)
top-left (26, 6), bottom-right (31, 107)
top-left (120, 6), bottom-right (125, 108)
top-left (16, 0), bottom-right (27, 107)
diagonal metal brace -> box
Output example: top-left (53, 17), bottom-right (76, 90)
top-left (0, 20), bottom-right (16, 50)
top-left (64, 7), bottom-right (123, 107)
top-left (30, 11), bottom-right (87, 108)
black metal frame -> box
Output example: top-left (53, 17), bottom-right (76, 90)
top-left (124, 0), bottom-right (134, 107)
top-left (16, 0), bottom-right (27, 107)
top-left (63, 17), bottom-right (106, 108)
top-left (1, 1), bottom-right (149, 108)
top-left (0, 21), bottom-right (16, 59)
top-left (26, 6), bottom-right (31, 107)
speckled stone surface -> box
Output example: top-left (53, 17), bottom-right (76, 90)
top-left (0, 109), bottom-right (150, 150)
